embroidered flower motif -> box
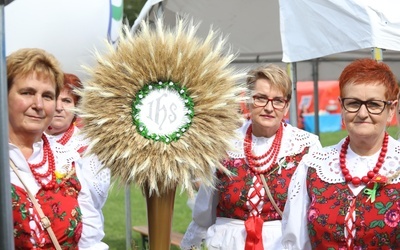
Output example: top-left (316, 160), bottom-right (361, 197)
top-left (55, 170), bottom-right (65, 180)
top-left (308, 207), bottom-right (320, 222)
top-left (233, 159), bottom-right (244, 168)
top-left (364, 174), bottom-right (388, 203)
top-left (384, 209), bottom-right (400, 228)
top-left (51, 203), bottom-right (60, 214)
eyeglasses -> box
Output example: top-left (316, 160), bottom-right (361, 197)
top-left (340, 98), bottom-right (393, 115)
top-left (252, 95), bottom-right (288, 110)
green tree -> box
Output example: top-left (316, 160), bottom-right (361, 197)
top-left (124, 0), bottom-right (147, 25)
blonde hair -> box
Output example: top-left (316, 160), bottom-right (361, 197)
top-left (246, 64), bottom-right (292, 101)
top-left (7, 48), bottom-right (64, 97)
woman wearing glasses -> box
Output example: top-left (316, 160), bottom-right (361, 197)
top-left (181, 64), bottom-right (321, 250)
top-left (281, 58), bottom-right (400, 250)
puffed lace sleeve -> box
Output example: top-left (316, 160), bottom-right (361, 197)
top-left (180, 184), bottom-right (218, 250)
top-left (281, 154), bottom-right (312, 250)
top-left (79, 154), bottom-right (110, 210)
top-left (76, 159), bottom-right (109, 250)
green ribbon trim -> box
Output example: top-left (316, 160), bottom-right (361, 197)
top-left (363, 182), bottom-right (378, 203)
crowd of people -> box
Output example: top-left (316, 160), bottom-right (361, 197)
top-left (5, 47), bottom-right (400, 249)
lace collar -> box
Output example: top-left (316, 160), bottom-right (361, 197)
top-left (305, 136), bottom-right (400, 184)
top-left (227, 120), bottom-right (318, 162)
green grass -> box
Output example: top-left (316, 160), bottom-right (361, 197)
top-left (103, 184), bottom-right (192, 250)
top-left (102, 126), bottom-right (399, 249)
top-left (319, 126), bottom-right (398, 146)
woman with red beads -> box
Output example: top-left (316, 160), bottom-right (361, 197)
top-left (45, 73), bottom-right (110, 214)
top-left (180, 64), bottom-right (321, 250)
top-left (7, 48), bottom-right (108, 249)
top-left (281, 58), bottom-right (400, 250)
top-left (45, 73), bottom-right (88, 156)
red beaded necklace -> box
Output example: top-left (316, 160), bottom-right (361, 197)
top-left (28, 134), bottom-right (56, 190)
top-left (244, 123), bottom-right (283, 174)
top-left (340, 132), bottom-right (388, 187)
top-left (57, 123), bottom-right (75, 145)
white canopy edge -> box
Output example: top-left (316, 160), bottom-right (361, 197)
top-left (280, 0), bottom-right (400, 62)
top-left (131, 0), bottom-right (283, 63)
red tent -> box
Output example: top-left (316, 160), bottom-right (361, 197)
top-left (296, 81), bottom-right (341, 115)
top-left (291, 81), bottom-right (341, 131)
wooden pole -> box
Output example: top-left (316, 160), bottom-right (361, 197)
top-left (145, 184), bottom-right (176, 250)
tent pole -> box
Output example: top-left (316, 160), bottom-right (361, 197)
top-left (125, 185), bottom-right (132, 250)
top-left (287, 62), bottom-right (298, 127)
top-left (312, 59), bottom-right (320, 136)
top-left (156, 1), bottom-right (164, 18)
top-left (372, 47), bottom-right (383, 62)
top-left (0, 2), bottom-right (16, 250)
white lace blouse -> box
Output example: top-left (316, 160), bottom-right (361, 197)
top-left (281, 136), bottom-right (400, 250)
top-left (46, 126), bottom-right (111, 210)
top-left (9, 138), bottom-right (108, 250)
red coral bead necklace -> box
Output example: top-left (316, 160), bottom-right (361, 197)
top-left (340, 132), bottom-right (388, 187)
top-left (57, 123), bottom-right (75, 145)
top-left (28, 134), bottom-right (56, 190)
top-left (244, 123), bottom-right (283, 174)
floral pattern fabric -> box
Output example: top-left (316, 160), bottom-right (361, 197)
top-left (12, 166), bottom-right (82, 250)
top-left (216, 147), bottom-right (309, 222)
top-left (306, 167), bottom-right (400, 249)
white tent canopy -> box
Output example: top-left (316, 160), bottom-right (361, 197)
top-left (132, 0), bottom-right (282, 64)
top-left (280, 0), bottom-right (400, 62)
top-left (132, 0), bottom-right (400, 81)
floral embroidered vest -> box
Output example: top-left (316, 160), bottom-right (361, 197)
top-left (306, 167), bottom-right (400, 249)
top-left (216, 147), bottom-right (309, 221)
top-left (12, 169), bottom-right (82, 249)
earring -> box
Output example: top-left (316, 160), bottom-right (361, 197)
top-left (245, 113), bottom-right (251, 120)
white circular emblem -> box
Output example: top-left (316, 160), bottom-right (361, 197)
top-left (137, 88), bottom-right (190, 135)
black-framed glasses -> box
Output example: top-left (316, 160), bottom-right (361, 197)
top-left (252, 95), bottom-right (288, 110)
top-left (340, 98), bottom-right (393, 115)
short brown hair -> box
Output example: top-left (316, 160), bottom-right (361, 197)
top-left (7, 48), bottom-right (64, 97)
